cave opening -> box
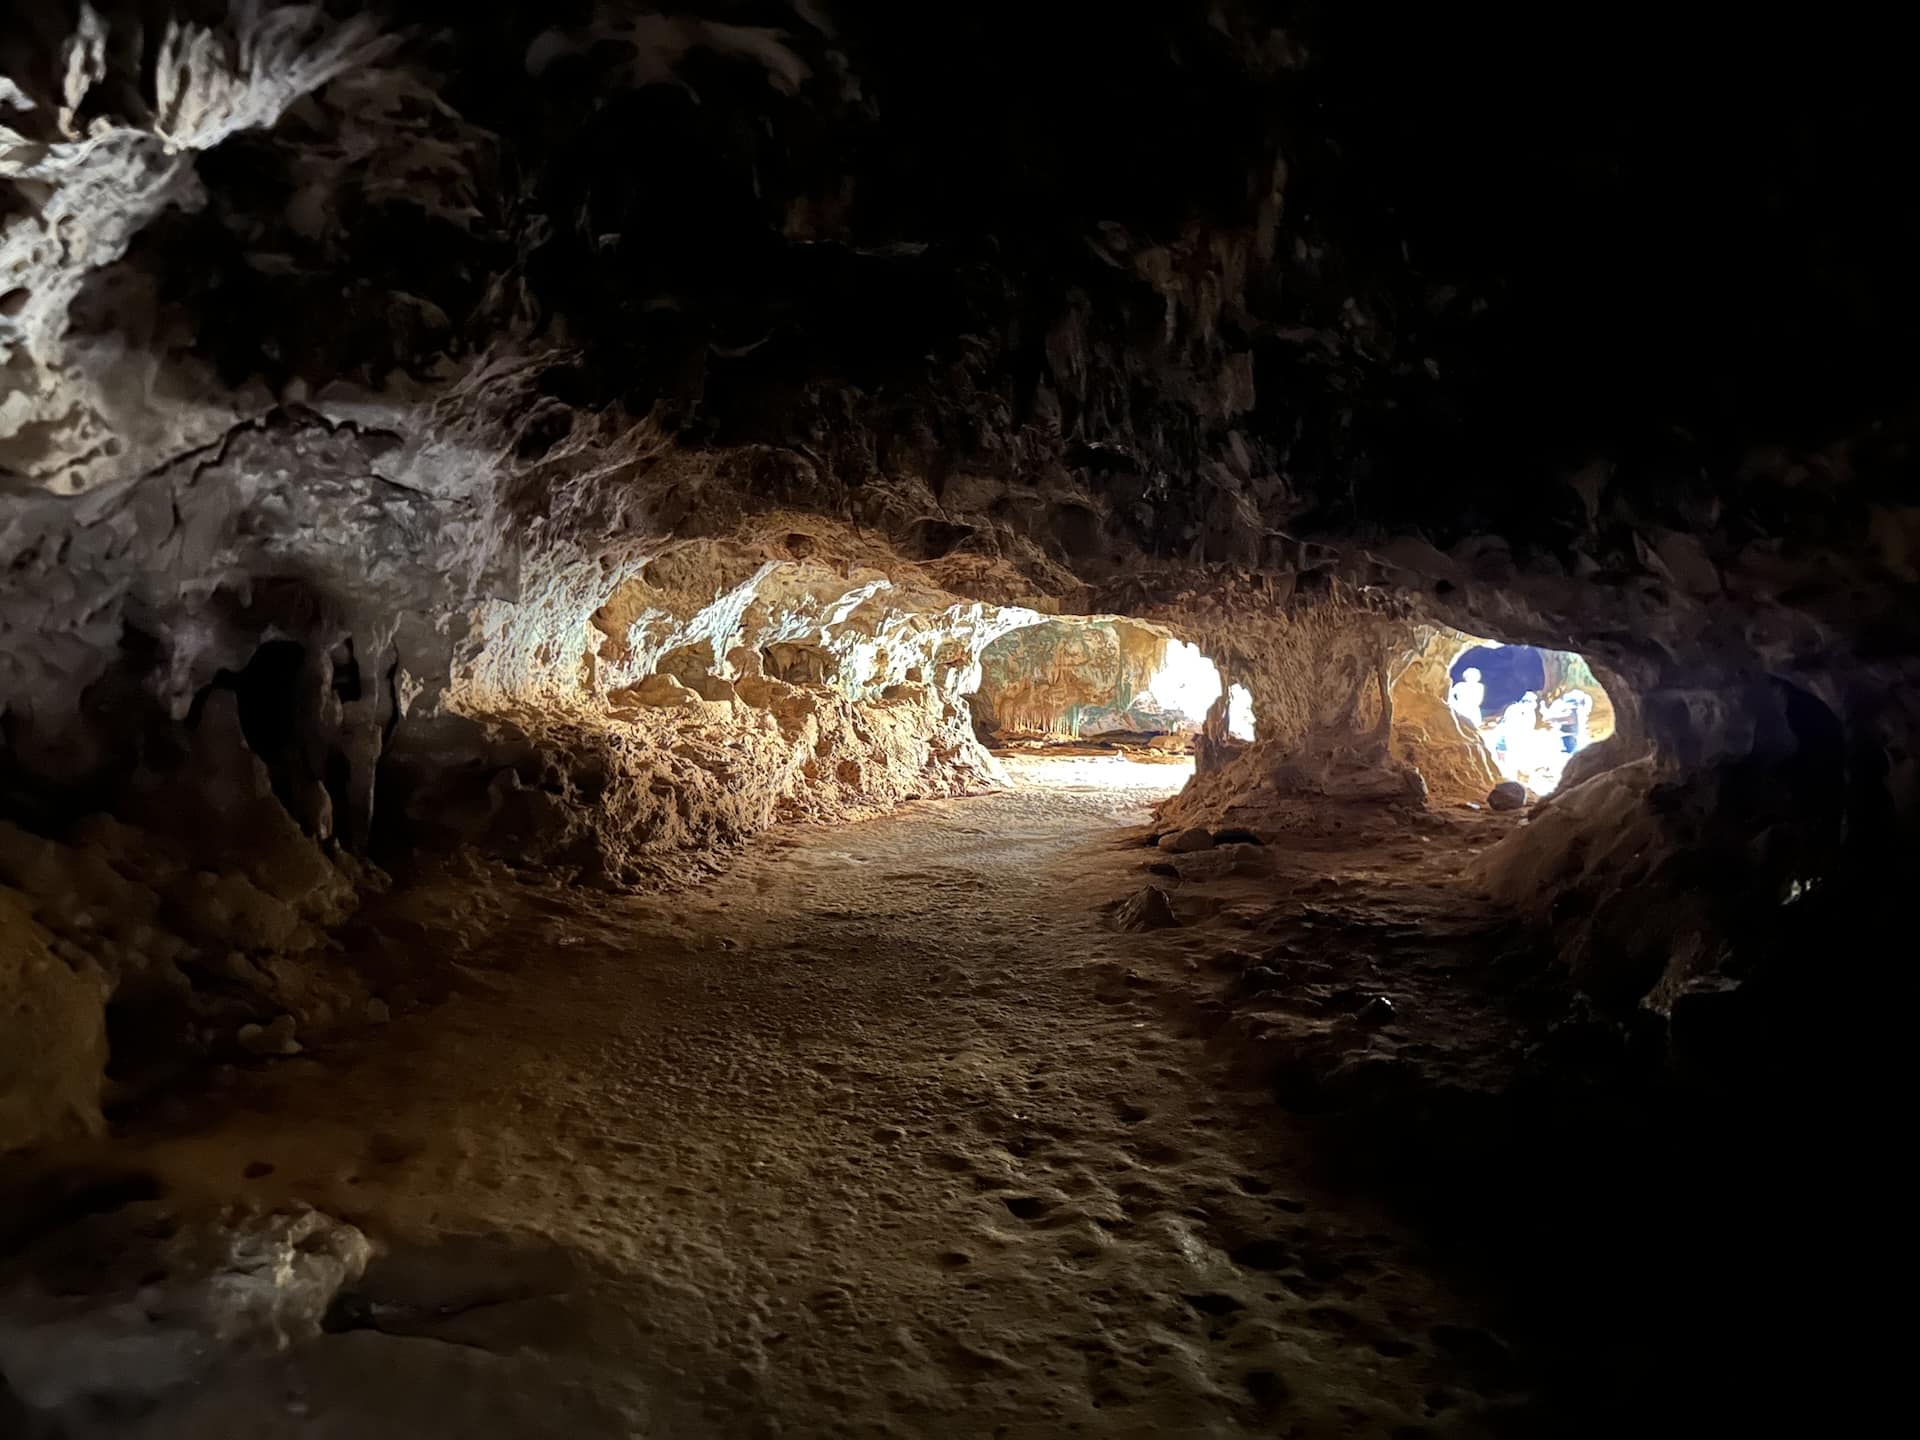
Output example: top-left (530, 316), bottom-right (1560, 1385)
top-left (1444, 639), bottom-right (1614, 796)
top-left (965, 617), bottom-right (1253, 796)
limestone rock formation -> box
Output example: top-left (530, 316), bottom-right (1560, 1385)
top-left (0, 1202), bottom-right (370, 1414)
top-left (0, 0), bottom-right (1910, 1329)
top-left (970, 618), bottom-right (1190, 741)
top-left (1157, 827), bottom-right (1215, 855)
top-left (1113, 884), bottom-right (1179, 931)
top-left (1387, 626), bottom-right (1500, 806)
top-left (0, 4), bottom-right (1911, 1432)
top-left (0, 889), bottom-right (106, 1151)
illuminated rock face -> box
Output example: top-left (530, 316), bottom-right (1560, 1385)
top-left (970, 620), bottom-right (1208, 740)
top-left (1, 3), bottom-right (1915, 1137)
top-left (1388, 627), bottom-right (1502, 808)
top-left (416, 538), bottom-right (1052, 882)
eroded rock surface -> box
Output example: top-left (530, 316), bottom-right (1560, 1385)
top-left (0, 1202), bottom-right (369, 1416)
top-left (1, 3), bottom-right (1914, 1430)
top-left (1112, 883), bottom-right (1179, 931)
top-left (0, 889), bottom-right (106, 1151)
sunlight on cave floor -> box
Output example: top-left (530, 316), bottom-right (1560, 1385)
top-left (996, 750), bottom-right (1197, 796)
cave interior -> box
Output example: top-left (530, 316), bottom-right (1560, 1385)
top-left (0, 3), bottom-right (1912, 1437)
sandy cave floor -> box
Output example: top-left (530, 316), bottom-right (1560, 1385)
top-left (18, 757), bottom-right (1539, 1439)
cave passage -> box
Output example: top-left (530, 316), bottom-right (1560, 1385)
top-left (8, 753), bottom-right (1531, 1436)
top-left (1, 3), bottom-right (1904, 1435)
top-left (967, 617), bottom-right (1253, 756)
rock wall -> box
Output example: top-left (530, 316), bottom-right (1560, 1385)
top-left (969, 619), bottom-right (1182, 739)
top-left (0, 889), bottom-right (106, 1152)
top-left (1467, 672), bottom-right (1861, 1034)
top-left (1149, 582), bottom-right (1427, 834)
top-left (3, 3), bottom-right (1916, 1135)
top-left (415, 534), bottom-right (1041, 884)
top-left (0, 405), bottom-right (1059, 1140)
top-left (1386, 626), bottom-right (1499, 808)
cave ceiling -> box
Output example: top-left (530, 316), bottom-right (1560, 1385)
top-left (2, 1), bottom-right (1914, 752)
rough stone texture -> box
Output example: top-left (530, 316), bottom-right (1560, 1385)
top-left (0, 1202), bottom-right (370, 1415)
top-left (0, 888), bottom-right (106, 1151)
top-left (970, 618), bottom-right (1186, 740)
top-left (1148, 583), bottom-right (1430, 835)
top-left (1156, 827), bottom-right (1214, 855)
top-left (1469, 680), bottom-right (1856, 1018)
top-left (1, 688), bottom-right (365, 1106)
top-left (1485, 781), bottom-right (1526, 813)
top-left (0, 2), bottom-right (1914, 1128)
top-left (1111, 883), bottom-right (1178, 931)
top-left (1170, 843), bottom-right (1273, 883)
top-left (0, 3), bottom-right (393, 496)
top-left (1387, 625), bottom-right (1501, 806)
top-left (424, 532), bottom-right (1047, 882)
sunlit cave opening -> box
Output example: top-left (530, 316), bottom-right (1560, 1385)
top-left (1225, 683), bottom-right (1257, 742)
top-left (1140, 638), bottom-right (1224, 730)
top-left (1445, 640), bottom-right (1615, 795)
top-left (965, 618), bottom-right (1252, 794)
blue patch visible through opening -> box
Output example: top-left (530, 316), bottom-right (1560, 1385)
top-left (1448, 644), bottom-right (1546, 715)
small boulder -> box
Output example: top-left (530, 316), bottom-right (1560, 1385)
top-left (1157, 827), bottom-right (1215, 854)
top-left (237, 1014), bottom-right (300, 1056)
top-left (1487, 781), bottom-right (1527, 812)
top-left (1358, 995), bottom-right (1398, 1026)
top-left (1114, 886), bottom-right (1179, 931)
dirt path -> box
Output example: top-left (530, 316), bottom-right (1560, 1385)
top-left (66, 759), bottom-right (1521, 1438)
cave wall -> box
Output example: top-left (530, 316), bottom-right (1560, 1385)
top-left (1149, 581), bottom-right (1428, 833)
top-left (0, 887), bottom-right (106, 1151)
top-left (1386, 626), bottom-right (1498, 808)
top-left (0, 388), bottom-right (1063, 1139)
top-left (3, 2), bottom-right (1917, 1131)
top-left (7, 1), bottom-right (1910, 802)
top-left (968, 619), bottom-right (1181, 740)
top-left (421, 532), bottom-right (1040, 883)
